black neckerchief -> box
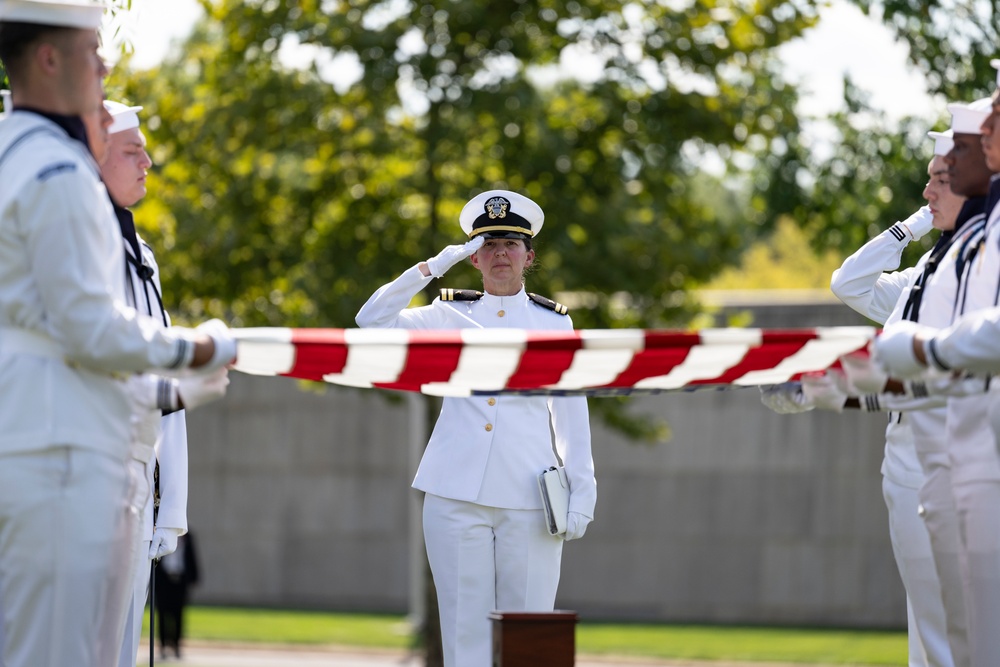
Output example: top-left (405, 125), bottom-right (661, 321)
top-left (901, 195), bottom-right (987, 322)
top-left (113, 202), bottom-right (144, 267)
top-left (986, 175), bottom-right (1000, 222)
top-left (16, 106), bottom-right (89, 149)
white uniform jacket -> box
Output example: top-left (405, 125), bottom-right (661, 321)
top-left (0, 112), bottom-right (191, 458)
top-left (356, 265), bottom-right (597, 518)
top-left (122, 227), bottom-right (188, 537)
top-left (930, 197), bottom-right (1000, 485)
top-left (831, 211), bottom-right (933, 488)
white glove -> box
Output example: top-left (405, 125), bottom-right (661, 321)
top-left (425, 236), bottom-right (485, 278)
top-left (149, 527), bottom-right (181, 559)
top-left (873, 321), bottom-right (937, 379)
top-left (900, 205), bottom-right (934, 241)
top-left (177, 368), bottom-right (229, 410)
top-left (197, 318), bottom-right (238, 372)
top-left (126, 373), bottom-right (182, 413)
top-left (800, 372), bottom-right (848, 412)
top-left (563, 511), bottom-right (591, 541)
top-left (839, 352), bottom-right (889, 394)
top-left (759, 382), bottom-right (814, 414)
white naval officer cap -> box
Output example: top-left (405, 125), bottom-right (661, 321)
top-left (947, 97), bottom-right (993, 134)
top-left (0, 0), bottom-right (106, 29)
top-left (459, 190), bottom-right (544, 240)
top-left (104, 100), bottom-right (143, 135)
top-left (927, 129), bottom-right (953, 156)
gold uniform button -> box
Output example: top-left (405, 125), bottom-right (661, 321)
top-left (497, 310), bottom-right (505, 317)
top-left (487, 398), bottom-right (496, 406)
top-left (485, 423), bottom-right (493, 432)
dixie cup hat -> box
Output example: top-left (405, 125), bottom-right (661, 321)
top-left (0, 0), bottom-right (107, 29)
top-left (104, 100), bottom-right (143, 135)
top-left (947, 97), bottom-right (993, 135)
top-left (927, 129), bottom-right (954, 156)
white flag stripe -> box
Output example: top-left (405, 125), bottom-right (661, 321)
top-left (579, 329), bottom-right (646, 350)
top-left (233, 340), bottom-right (295, 376)
top-left (699, 328), bottom-right (764, 346)
top-left (324, 329), bottom-right (410, 387)
top-left (232, 327), bottom-right (294, 343)
top-left (551, 349), bottom-right (637, 389)
top-left (633, 344), bottom-right (752, 389)
top-left (735, 337), bottom-right (873, 386)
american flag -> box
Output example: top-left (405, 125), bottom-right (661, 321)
top-left (231, 326), bottom-right (875, 397)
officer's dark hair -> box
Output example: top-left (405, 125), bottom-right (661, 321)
top-left (0, 22), bottom-right (73, 85)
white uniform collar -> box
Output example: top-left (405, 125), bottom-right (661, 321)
top-left (481, 286), bottom-right (526, 307)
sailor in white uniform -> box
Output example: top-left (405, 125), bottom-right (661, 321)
top-left (764, 124), bottom-right (980, 667)
top-left (357, 190), bottom-right (597, 667)
top-left (874, 91), bottom-right (1000, 667)
top-left (87, 101), bottom-right (210, 667)
top-left (0, 4), bottom-right (235, 666)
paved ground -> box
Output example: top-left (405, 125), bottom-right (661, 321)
top-left (135, 641), bottom-right (848, 667)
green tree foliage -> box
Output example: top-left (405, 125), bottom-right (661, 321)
top-left (785, 78), bottom-right (939, 261)
top-left (112, 0), bottom-right (821, 331)
top-left (850, 0), bottom-right (999, 101)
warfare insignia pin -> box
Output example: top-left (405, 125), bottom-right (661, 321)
top-left (484, 196), bottom-right (509, 219)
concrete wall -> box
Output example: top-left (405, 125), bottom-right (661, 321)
top-left (184, 295), bottom-right (904, 627)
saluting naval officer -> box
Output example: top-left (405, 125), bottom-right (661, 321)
top-left (356, 190), bottom-right (597, 667)
top-left (0, 3), bottom-right (236, 667)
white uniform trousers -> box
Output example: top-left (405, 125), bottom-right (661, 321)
top-left (914, 443), bottom-right (970, 667)
top-left (96, 458), bottom-right (146, 667)
top-left (117, 538), bottom-right (152, 667)
top-left (883, 476), bottom-right (954, 667)
top-left (0, 447), bottom-right (129, 667)
top-left (423, 494), bottom-right (564, 667)
top-left (952, 479), bottom-right (1000, 667)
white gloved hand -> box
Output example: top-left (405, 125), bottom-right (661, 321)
top-left (562, 511), bottom-right (591, 541)
top-left (800, 372), bottom-right (849, 412)
top-left (839, 352), bottom-right (889, 394)
top-left (900, 205), bottom-right (934, 241)
top-left (196, 318), bottom-right (238, 372)
top-left (873, 321), bottom-right (937, 379)
top-left (425, 236), bottom-right (485, 278)
top-left (759, 382), bottom-right (814, 414)
top-left (148, 527), bottom-right (181, 559)
top-left (177, 368), bottom-right (230, 410)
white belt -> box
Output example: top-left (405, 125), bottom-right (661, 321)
top-left (0, 327), bottom-right (63, 360)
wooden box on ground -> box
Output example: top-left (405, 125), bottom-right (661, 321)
top-left (489, 611), bottom-right (578, 667)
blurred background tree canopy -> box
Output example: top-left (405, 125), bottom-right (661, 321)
top-left (108, 0), bottom-right (824, 330)
top-left (98, 0), bottom-right (995, 326)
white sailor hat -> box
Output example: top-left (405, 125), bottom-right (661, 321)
top-left (927, 129), bottom-right (953, 156)
top-left (459, 190), bottom-right (544, 240)
top-left (104, 100), bottom-right (142, 134)
top-left (947, 97), bottom-right (993, 134)
top-left (0, 0), bottom-right (106, 29)
top-left (992, 59), bottom-right (1000, 87)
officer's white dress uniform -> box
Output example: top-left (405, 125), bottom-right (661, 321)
top-left (831, 201), bottom-right (964, 667)
top-left (357, 191), bottom-right (596, 667)
top-left (0, 95), bottom-right (200, 667)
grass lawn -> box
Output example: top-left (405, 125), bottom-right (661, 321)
top-left (145, 607), bottom-right (908, 665)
